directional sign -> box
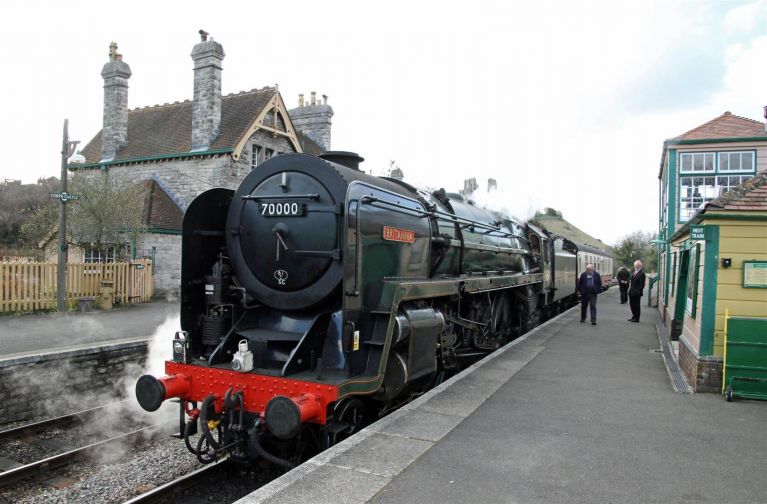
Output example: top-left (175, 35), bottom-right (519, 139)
top-left (49, 191), bottom-right (80, 203)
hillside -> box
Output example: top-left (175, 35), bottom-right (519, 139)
top-left (530, 208), bottom-right (613, 252)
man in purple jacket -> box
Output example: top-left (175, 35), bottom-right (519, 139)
top-left (578, 263), bottom-right (603, 325)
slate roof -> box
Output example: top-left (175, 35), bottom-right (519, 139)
top-left (142, 180), bottom-right (183, 230)
top-left (672, 111), bottom-right (766, 141)
top-left (80, 87), bottom-right (323, 164)
top-left (703, 169), bottom-right (767, 212)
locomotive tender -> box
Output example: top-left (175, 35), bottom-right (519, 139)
top-left (136, 151), bottom-right (609, 467)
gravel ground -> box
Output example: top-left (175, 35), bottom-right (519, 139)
top-left (0, 404), bottom-right (149, 465)
top-left (0, 430), bottom-right (279, 504)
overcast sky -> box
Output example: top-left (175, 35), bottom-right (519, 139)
top-left (1, 0), bottom-right (765, 245)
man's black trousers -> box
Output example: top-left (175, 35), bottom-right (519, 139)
top-left (629, 295), bottom-right (641, 321)
top-left (619, 285), bottom-right (628, 304)
top-left (581, 293), bottom-right (597, 322)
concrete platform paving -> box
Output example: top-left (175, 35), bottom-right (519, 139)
top-left (0, 300), bottom-right (177, 358)
top-left (237, 290), bottom-right (767, 504)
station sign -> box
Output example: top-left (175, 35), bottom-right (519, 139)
top-left (690, 225), bottom-right (705, 241)
top-left (50, 191), bottom-right (80, 203)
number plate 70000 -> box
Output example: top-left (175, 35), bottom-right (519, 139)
top-left (260, 201), bottom-right (304, 217)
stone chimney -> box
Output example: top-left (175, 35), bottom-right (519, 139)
top-left (288, 91), bottom-right (334, 151)
top-left (191, 30), bottom-right (225, 151)
top-left (487, 178), bottom-right (498, 192)
top-left (100, 42), bottom-right (132, 161)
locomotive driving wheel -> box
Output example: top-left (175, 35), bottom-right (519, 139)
top-left (323, 398), bottom-right (369, 449)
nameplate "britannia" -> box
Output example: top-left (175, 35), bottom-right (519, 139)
top-left (382, 226), bottom-right (416, 243)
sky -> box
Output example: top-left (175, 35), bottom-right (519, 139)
top-left (1, 0), bottom-right (765, 245)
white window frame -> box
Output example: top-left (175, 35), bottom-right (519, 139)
top-left (679, 152), bottom-right (715, 174)
top-left (717, 151), bottom-right (755, 173)
top-left (84, 245), bottom-right (116, 264)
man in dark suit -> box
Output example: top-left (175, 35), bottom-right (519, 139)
top-left (628, 260), bottom-right (646, 322)
top-left (578, 263), bottom-right (602, 325)
top-left (616, 266), bottom-right (630, 304)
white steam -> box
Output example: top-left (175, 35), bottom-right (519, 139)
top-left (467, 181), bottom-right (541, 223)
top-left (119, 314), bottom-right (181, 422)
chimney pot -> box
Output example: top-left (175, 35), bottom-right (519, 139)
top-left (310, 91), bottom-right (316, 106)
top-left (190, 32), bottom-right (225, 151)
top-left (322, 94), bottom-right (328, 105)
top-left (100, 42), bottom-right (132, 162)
top-left (298, 93), bottom-right (304, 107)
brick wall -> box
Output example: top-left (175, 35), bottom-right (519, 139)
top-left (0, 341), bottom-right (148, 424)
top-left (678, 337), bottom-right (723, 393)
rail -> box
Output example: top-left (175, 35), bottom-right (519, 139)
top-left (123, 458), bottom-right (231, 503)
top-left (0, 422), bottom-right (170, 489)
top-left (0, 401), bottom-right (129, 442)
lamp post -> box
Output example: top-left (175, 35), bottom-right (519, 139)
top-left (56, 119), bottom-right (84, 312)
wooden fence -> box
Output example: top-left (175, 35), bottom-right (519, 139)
top-left (0, 260), bottom-right (154, 313)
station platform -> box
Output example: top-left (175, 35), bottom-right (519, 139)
top-left (236, 289), bottom-right (767, 504)
top-left (0, 300), bottom-right (177, 358)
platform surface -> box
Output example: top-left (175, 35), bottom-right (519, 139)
top-left (238, 289), bottom-right (767, 504)
top-left (0, 300), bottom-right (177, 358)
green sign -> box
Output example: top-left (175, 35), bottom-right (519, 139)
top-left (50, 191), bottom-right (80, 203)
top-left (690, 225), bottom-right (705, 241)
top-left (743, 261), bottom-right (767, 288)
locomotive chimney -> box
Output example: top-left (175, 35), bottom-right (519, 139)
top-left (288, 91), bottom-right (334, 151)
top-left (320, 151), bottom-right (364, 171)
top-left (190, 30), bottom-right (225, 151)
top-left (100, 42), bottom-right (132, 162)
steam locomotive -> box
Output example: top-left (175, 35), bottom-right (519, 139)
top-left (135, 151), bottom-right (610, 467)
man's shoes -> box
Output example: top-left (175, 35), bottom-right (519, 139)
top-left (591, 321), bottom-right (597, 325)
top-left (580, 319), bottom-right (585, 323)
top-left (628, 318), bottom-right (637, 322)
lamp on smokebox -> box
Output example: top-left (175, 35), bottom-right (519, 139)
top-left (173, 331), bottom-right (190, 363)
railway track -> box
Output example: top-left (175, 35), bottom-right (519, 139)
top-left (0, 422), bottom-right (171, 489)
top-left (123, 458), bottom-right (232, 504)
top-left (0, 400), bottom-right (131, 443)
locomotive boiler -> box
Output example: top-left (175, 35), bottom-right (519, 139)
top-left (135, 152), bottom-right (577, 467)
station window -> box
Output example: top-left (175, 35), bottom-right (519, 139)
top-left (718, 151), bottom-right (754, 172)
top-left (680, 153), bottom-right (714, 174)
top-left (679, 174), bottom-right (754, 221)
top-left (265, 148), bottom-right (275, 160)
top-left (84, 245), bottom-right (116, 264)
top-left (251, 144), bottom-right (262, 170)
top-left (678, 150), bottom-right (756, 222)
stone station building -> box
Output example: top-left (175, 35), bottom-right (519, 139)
top-left (70, 33), bottom-right (334, 294)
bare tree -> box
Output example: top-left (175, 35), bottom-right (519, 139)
top-left (65, 173), bottom-right (147, 259)
top-left (613, 231), bottom-right (659, 273)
